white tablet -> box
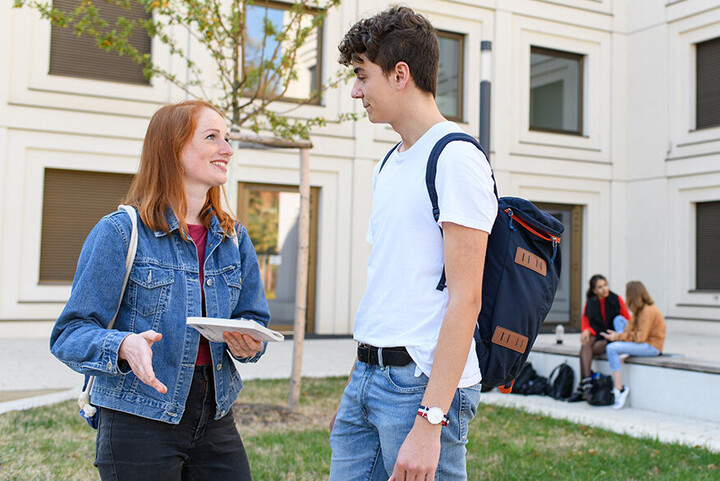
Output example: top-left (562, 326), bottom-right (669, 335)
top-left (187, 317), bottom-right (285, 343)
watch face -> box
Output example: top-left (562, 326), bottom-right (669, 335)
top-left (427, 407), bottom-right (444, 425)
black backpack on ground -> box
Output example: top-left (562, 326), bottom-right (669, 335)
top-left (380, 133), bottom-right (564, 392)
top-left (546, 362), bottom-right (575, 400)
top-left (587, 374), bottom-right (615, 406)
top-left (508, 362), bottom-right (548, 396)
top-left (510, 362), bottom-right (536, 395)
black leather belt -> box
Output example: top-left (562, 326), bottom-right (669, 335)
top-left (357, 344), bottom-right (412, 367)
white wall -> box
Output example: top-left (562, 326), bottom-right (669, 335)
top-left (1, 0), bottom-right (719, 338)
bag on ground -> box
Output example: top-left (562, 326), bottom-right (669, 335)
top-left (381, 133), bottom-right (564, 392)
top-left (509, 362), bottom-right (548, 395)
top-left (509, 362), bottom-right (536, 394)
top-left (587, 374), bottom-right (615, 406)
top-left (546, 362), bottom-right (575, 400)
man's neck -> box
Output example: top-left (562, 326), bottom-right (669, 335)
top-left (391, 95), bottom-right (447, 152)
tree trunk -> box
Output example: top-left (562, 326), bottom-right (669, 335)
top-left (288, 147), bottom-right (311, 411)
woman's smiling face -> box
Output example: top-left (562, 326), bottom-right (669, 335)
top-left (179, 107), bottom-right (233, 193)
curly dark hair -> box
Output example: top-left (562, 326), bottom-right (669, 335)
top-left (337, 6), bottom-right (439, 96)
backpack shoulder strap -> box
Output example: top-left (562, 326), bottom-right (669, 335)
top-left (379, 141), bottom-right (402, 172)
top-left (425, 132), bottom-right (497, 291)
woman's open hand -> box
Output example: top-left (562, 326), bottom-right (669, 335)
top-left (118, 330), bottom-right (167, 394)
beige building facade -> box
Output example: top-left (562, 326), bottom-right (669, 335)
top-left (1, 0), bottom-right (719, 338)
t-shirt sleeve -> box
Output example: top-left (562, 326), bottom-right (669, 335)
top-left (435, 141), bottom-right (497, 233)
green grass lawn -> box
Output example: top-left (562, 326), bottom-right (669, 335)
top-left (1, 377), bottom-right (717, 480)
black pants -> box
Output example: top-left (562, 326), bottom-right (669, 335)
top-left (95, 366), bottom-right (252, 481)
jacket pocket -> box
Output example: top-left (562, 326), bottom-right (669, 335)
top-left (128, 265), bottom-right (174, 317)
top-left (220, 263), bottom-right (243, 308)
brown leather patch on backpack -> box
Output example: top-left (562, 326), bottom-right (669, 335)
top-left (515, 247), bottom-right (547, 276)
top-left (492, 326), bottom-right (529, 354)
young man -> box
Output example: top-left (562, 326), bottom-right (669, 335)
top-left (329, 7), bottom-right (497, 481)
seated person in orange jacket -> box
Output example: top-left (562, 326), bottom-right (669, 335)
top-left (600, 281), bottom-right (666, 409)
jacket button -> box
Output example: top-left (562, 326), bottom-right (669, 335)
top-left (216, 363), bottom-right (222, 371)
top-left (206, 278), bottom-right (213, 286)
top-left (107, 362), bottom-right (113, 371)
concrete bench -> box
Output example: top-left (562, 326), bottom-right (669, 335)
top-left (532, 342), bottom-right (720, 375)
top-left (525, 342), bottom-right (720, 424)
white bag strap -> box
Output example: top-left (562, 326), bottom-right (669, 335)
top-left (108, 205), bottom-right (138, 329)
top-left (80, 205), bottom-right (138, 418)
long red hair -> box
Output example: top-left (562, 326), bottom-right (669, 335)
top-left (125, 100), bottom-right (236, 237)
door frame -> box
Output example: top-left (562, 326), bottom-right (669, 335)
top-left (237, 182), bottom-right (320, 333)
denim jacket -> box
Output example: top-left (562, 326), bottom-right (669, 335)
top-left (50, 208), bottom-right (271, 424)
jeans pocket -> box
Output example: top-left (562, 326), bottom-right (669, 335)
top-left (384, 364), bottom-right (428, 393)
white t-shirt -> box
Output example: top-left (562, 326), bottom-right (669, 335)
top-left (353, 121), bottom-right (498, 388)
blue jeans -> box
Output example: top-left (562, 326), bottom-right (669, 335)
top-left (329, 360), bottom-right (482, 481)
top-left (606, 316), bottom-right (660, 371)
top-left (613, 315), bottom-right (628, 334)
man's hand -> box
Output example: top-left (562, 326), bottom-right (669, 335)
top-left (118, 330), bottom-right (167, 394)
top-left (223, 331), bottom-right (263, 358)
top-left (389, 420), bottom-right (442, 481)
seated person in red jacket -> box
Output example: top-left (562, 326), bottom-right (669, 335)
top-left (568, 274), bottom-right (630, 402)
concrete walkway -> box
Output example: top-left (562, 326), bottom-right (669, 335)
top-left (2, 321), bottom-right (720, 452)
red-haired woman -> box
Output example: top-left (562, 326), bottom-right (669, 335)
top-left (51, 101), bottom-right (270, 480)
top-left (601, 281), bottom-right (666, 409)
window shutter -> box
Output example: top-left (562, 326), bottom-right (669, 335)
top-left (40, 169), bottom-right (134, 284)
top-left (696, 37), bottom-right (720, 130)
top-left (49, 0), bottom-right (151, 85)
top-left (696, 200), bottom-right (720, 290)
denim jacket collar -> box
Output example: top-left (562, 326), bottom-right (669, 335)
top-left (152, 208), bottom-right (227, 239)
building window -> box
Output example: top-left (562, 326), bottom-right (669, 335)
top-left (530, 47), bottom-right (584, 135)
top-left (436, 31), bottom-right (464, 121)
top-left (40, 169), bottom-right (134, 284)
top-left (696, 37), bottom-right (720, 130)
top-left (244, 1), bottom-right (323, 103)
top-left (49, 0), bottom-right (151, 85)
top-left (237, 182), bottom-right (320, 332)
top-left (696, 200), bottom-right (720, 291)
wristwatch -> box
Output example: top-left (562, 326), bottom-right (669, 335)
top-left (417, 405), bottom-right (449, 426)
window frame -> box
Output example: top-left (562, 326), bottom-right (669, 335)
top-left (694, 200), bottom-right (720, 292)
top-left (48, 0), bottom-right (152, 85)
top-left (695, 36), bottom-right (720, 131)
top-left (237, 182), bottom-right (320, 332)
top-left (242, 0), bottom-right (324, 105)
top-left (436, 30), bottom-right (465, 123)
top-left (39, 168), bottom-right (135, 285)
top-left (529, 46), bottom-right (584, 136)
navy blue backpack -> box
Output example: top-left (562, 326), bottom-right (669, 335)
top-left (380, 132), bottom-right (564, 391)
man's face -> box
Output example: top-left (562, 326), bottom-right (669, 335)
top-left (350, 54), bottom-right (397, 124)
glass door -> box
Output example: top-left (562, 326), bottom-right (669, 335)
top-left (237, 183), bottom-right (319, 333)
top-left (536, 202), bottom-right (583, 328)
